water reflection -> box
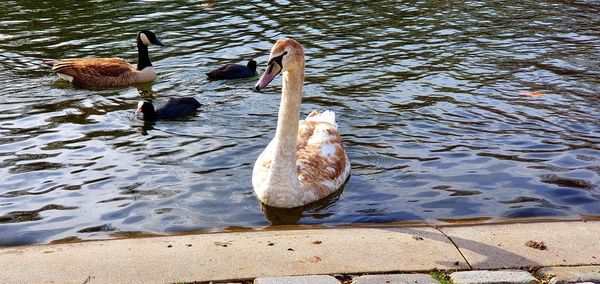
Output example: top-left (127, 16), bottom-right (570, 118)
top-left (260, 182), bottom-right (346, 225)
top-left (0, 0), bottom-right (599, 246)
top-left (140, 121), bottom-right (155, 136)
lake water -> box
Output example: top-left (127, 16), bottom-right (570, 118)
top-left (1, 1), bottom-right (599, 246)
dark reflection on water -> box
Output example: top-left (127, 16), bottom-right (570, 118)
top-left (1, 0), bottom-right (599, 246)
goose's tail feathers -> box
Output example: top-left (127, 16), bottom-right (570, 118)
top-left (42, 59), bottom-right (58, 66)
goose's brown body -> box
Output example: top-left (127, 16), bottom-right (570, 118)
top-left (44, 30), bottom-right (163, 88)
top-left (47, 58), bottom-right (155, 88)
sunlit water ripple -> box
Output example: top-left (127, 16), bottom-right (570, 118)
top-left (0, 1), bottom-right (599, 246)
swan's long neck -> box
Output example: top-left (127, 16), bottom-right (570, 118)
top-left (267, 67), bottom-right (304, 199)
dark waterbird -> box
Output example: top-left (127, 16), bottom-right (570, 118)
top-left (135, 97), bottom-right (201, 121)
top-left (206, 59), bottom-right (257, 80)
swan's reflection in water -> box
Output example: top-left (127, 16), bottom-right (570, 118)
top-left (259, 180), bottom-right (348, 225)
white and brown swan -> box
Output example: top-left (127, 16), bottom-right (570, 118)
top-left (252, 39), bottom-right (351, 208)
top-left (43, 30), bottom-right (164, 88)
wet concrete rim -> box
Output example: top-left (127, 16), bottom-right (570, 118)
top-left (4, 215), bottom-right (594, 248)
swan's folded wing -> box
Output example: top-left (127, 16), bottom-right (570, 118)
top-left (296, 119), bottom-right (350, 198)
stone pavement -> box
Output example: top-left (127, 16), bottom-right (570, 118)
top-left (449, 270), bottom-right (537, 284)
top-left (253, 268), bottom-right (600, 283)
top-left (537, 266), bottom-right (600, 284)
top-left (0, 220), bottom-right (598, 283)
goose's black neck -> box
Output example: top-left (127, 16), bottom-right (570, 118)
top-left (137, 40), bottom-right (152, 70)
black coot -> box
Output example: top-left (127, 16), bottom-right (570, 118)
top-left (206, 59), bottom-right (257, 80)
top-left (135, 97), bottom-right (201, 120)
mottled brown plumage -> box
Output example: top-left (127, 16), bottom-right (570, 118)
top-left (254, 114), bottom-right (351, 207)
top-left (252, 39), bottom-right (351, 208)
top-left (296, 120), bottom-right (349, 197)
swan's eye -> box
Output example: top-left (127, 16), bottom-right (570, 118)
top-left (268, 51), bottom-right (288, 67)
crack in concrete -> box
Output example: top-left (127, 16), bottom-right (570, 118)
top-left (431, 225), bottom-right (473, 269)
top-left (81, 275), bottom-right (94, 284)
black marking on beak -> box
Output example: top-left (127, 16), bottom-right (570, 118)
top-left (268, 51), bottom-right (287, 68)
top-left (254, 51), bottom-right (288, 92)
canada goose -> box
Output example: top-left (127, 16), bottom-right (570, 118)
top-left (252, 39), bottom-right (351, 208)
top-left (44, 30), bottom-right (164, 88)
top-left (135, 97), bottom-right (201, 121)
top-left (206, 59), bottom-right (257, 80)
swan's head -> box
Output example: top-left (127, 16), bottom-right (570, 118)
top-left (254, 38), bottom-right (305, 91)
top-left (137, 30), bottom-right (164, 47)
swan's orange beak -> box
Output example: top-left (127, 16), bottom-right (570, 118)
top-left (254, 61), bottom-right (282, 92)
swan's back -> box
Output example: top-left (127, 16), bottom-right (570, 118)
top-left (296, 116), bottom-right (350, 198)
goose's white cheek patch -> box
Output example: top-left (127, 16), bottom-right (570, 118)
top-left (139, 33), bottom-right (150, 45)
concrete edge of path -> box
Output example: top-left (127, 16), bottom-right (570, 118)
top-left (0, 220), bottom-right (598, 284)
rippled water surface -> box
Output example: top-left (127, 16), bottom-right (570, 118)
top-left (1, 1), bottom-right (600, 246)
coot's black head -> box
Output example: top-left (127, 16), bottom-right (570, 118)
top-left (137, 30), bottom-right (164, 46)
top-left (247, 59), bottom-right (257, 72)
top-left (135, 100), bottom-right (156, 120)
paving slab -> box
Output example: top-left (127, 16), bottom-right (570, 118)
top-left (254, 275), bottom-right (340, 284)
top-left (537, 265), bottom-right (600, 284)
top-left (352, 273), bottom-right (438, 284)
top-left (450, 270), bottom-right (538, 284)
top-left (440, 221), bottom-right (600, 269)
top-left (0, 226), bottom-right (466, 284)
